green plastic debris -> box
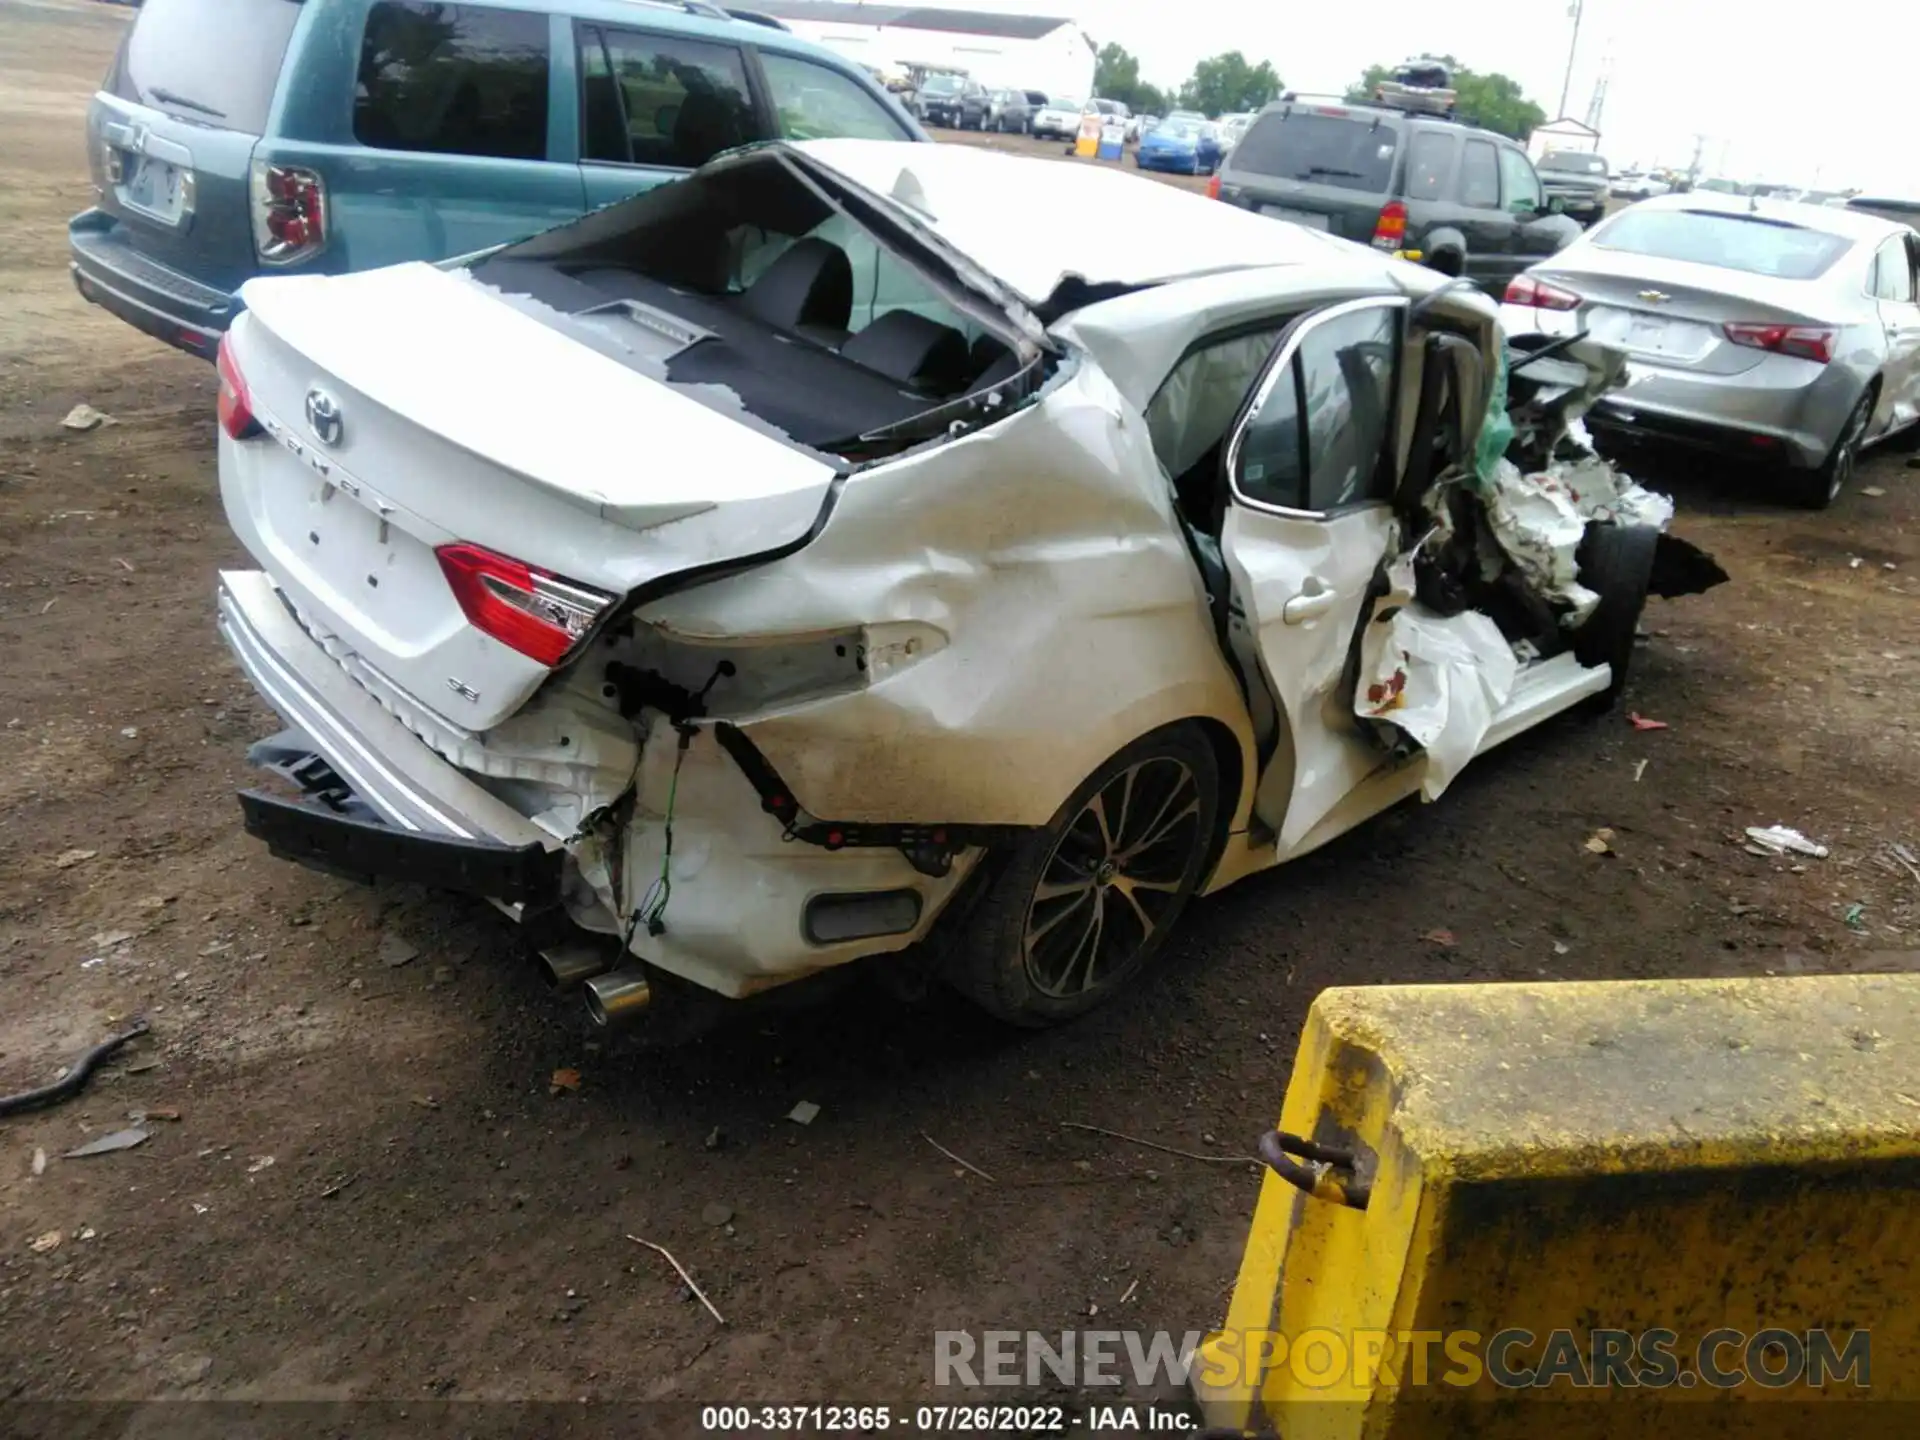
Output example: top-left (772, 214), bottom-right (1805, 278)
top-left (1471, 348), bottom-right (1515, 489)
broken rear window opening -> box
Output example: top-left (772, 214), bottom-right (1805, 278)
top-left (465, 147), bottom-right (1054, 465)
top-left (1593, 210), bottom-right (1853, 280)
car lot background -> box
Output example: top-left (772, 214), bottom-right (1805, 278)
top-left (3, 0), bottom-right (1917, 1408)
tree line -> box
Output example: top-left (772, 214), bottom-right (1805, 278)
top-left (1092, 44), bottom-right (1546, 140)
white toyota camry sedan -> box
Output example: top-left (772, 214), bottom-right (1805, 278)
top-left (212, 140), bottom-right (1719, 1030)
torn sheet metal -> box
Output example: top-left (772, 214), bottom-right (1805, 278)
top-left (1356, 557), bottom-right (1518, 801)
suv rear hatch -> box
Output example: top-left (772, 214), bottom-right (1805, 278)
top-left (220, 261), bottom-right (843, 734)
top-left (71, 0), bottom-right (301, 351)
top-left (1218, 104), bottom-right (1402, 245)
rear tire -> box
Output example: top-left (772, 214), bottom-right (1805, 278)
top-left (946, 725), bottom-right (1220, 1027)
top-left (1572, 523), bottom-right (1659, 707)
top-left (1787, 387), bottom-right (1874, 509)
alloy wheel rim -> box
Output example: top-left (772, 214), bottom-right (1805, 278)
top-left (1830, 401), bottom-right (1870, 501)
top-left (1022, 757), bottom-right (1203, 999)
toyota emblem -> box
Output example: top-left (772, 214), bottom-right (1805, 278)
top-left (304, 387), bottom-right (344, 447)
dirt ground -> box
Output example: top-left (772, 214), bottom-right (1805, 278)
top-left (3, 0), bottom-right (1918, 1425)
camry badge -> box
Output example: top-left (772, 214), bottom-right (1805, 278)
top-left (304, 387), bottom-right (344, 447)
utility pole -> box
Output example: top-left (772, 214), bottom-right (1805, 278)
top-left (1688, 133), bottom-right (1706, 188)
top-left (1557, 0), bottom-right (1585, 119)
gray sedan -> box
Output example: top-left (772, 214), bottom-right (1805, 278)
top-left (1500, 193), bottom-right (1920, 506)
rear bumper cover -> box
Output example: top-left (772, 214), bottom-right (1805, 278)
top-left (216, 568), bottom-right (559, 852)
top-left (69, 210), bottom-right (237, 360)
top-left (1499, 305), bottom-right (1849, 469)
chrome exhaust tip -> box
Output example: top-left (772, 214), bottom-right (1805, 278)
top-left (583, 968), bottom-right (653, 1029)
top-left (538, 942), bottom-right (616, 992)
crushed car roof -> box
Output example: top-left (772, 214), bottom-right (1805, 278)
top-left (793, 139), bottom-right (1385, 302)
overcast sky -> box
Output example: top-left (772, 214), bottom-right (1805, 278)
top-left (1041, 0), bottom-right (1911, 193)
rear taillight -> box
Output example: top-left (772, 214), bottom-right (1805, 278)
top-left (435, 542), bottom-right (616, 668)
top-left (1205, 172), bottom-right (1222, 200)
top-left (1371, 200), bottom-right (1408, 251)
top-left (216, 333), bottom-right (261, 440)
top-left (250, 159), bottom-right (327, 263)
top-left (1723, 322), bottom-right (1835, 364)
top-left (1503, 274), bottom-right (1582, 311)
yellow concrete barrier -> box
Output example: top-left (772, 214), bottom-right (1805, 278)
top-left (1196, 975), bottom-right (1920, 1436)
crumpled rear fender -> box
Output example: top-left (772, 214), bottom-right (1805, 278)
top-left (640, 358), bottom-right (1257, 833)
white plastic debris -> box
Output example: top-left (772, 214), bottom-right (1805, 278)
top-left (65, 1128), bottom-right (150, 1158)
top-left (1355, 562), bottom-right (1518, 802)
top-left (1483, 460), bottom-right (1602, 626)
top-left (61, 403), bottom-right (114, 432)
top-left (1481, 455), bottom-right (1679, 627)
top-left (1744, 826), bottom-right (1829, 859)
top-left (786, 1100), bottom-right (821, 1126)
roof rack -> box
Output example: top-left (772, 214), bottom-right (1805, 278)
top-left (1274, 90), bottom-right (1465, 125)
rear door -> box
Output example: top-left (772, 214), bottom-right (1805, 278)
top-left (1869, 234), bottom-right (1920, 437)
top-left (301, 1), bottom-right (584, 273)
top-left (1217, 297), bottom-right (1408, 853)
top-left (576, 21), bottom-right (763, 211)
top-left (1219, 105), bottom-right (1403, 244)
top-left (1454, 137), bottom-right (1513, 286)
top-left (1499, 144), bottom-right (1566, 278)
top-left (86, 0), bottom-right (303, 295)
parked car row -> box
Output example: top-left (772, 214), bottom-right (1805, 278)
top-left (1209, 95), bottom-right (1920, 507)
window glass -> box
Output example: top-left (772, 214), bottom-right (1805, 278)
top-left (112, 0), bottom-right (300, 134)
top-left (1498, 146), bottom-right (1543, 211)
top-left (1595, 210), bottom-right (1853, 280)
top-left (1297, 305), bottom-right (1399, 509)
top-left (1459, 140), bottom-right (1499, 209)
top-left (1404, 130), bottom-right (1456, 201)
top-left (355, 1), bottom-right (549, 161)
top-left (1540, 152), bottom-right (1607, 176)
top-left (1229, 111), bottom-right (1399, 194)
top-left (1234, 359), bottom-right (1305, 510)
top-left (1145, 328), bottom-right (1287, 480)
top-left (1235, 306), bottom-right (1399, 511)
top-left (1871, 239), bottom-right (1916, 302)
top-left (761, 51), bottom-right (908, 140)
top-left (578, 25), bottom-right (755, 168)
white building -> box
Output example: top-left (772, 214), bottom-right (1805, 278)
top-left (748, 2), bottom-right (1096, 100)
top-left (1527, 117), bottom-right (1602, 161)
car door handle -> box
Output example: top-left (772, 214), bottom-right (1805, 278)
top-left (1283, 587), bottom-right (1339, 624)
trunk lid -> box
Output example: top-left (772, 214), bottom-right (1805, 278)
top-left (1533, 247), bottom-right (1840, 376)
top-left (221, 261), bottom-right (841, 731)
top-left (88, 0), bottom-right (301, 294)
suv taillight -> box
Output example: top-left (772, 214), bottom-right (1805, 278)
top-left (250, 159), bottom-right (327, 263)
top-left (1503, 274), bottom-right (1582, 311)
top-left (1371, 199), bottom-right (1408, 250)
top-left (435, 543), bottom-right (617, 667)
top-left (1205, 172), bottom-right (1222, 200)
top-left (1723, 322), bottom-right (1835, 364)
top-left (216, 333), bottom-right (261, 441)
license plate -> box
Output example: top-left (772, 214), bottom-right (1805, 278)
top-left (1624, 317), bottom-right (1672, 352)
top-left (121, 155), bottom-right (185, 223)
top-left (1260, 205), bottom-right (1330, 231)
